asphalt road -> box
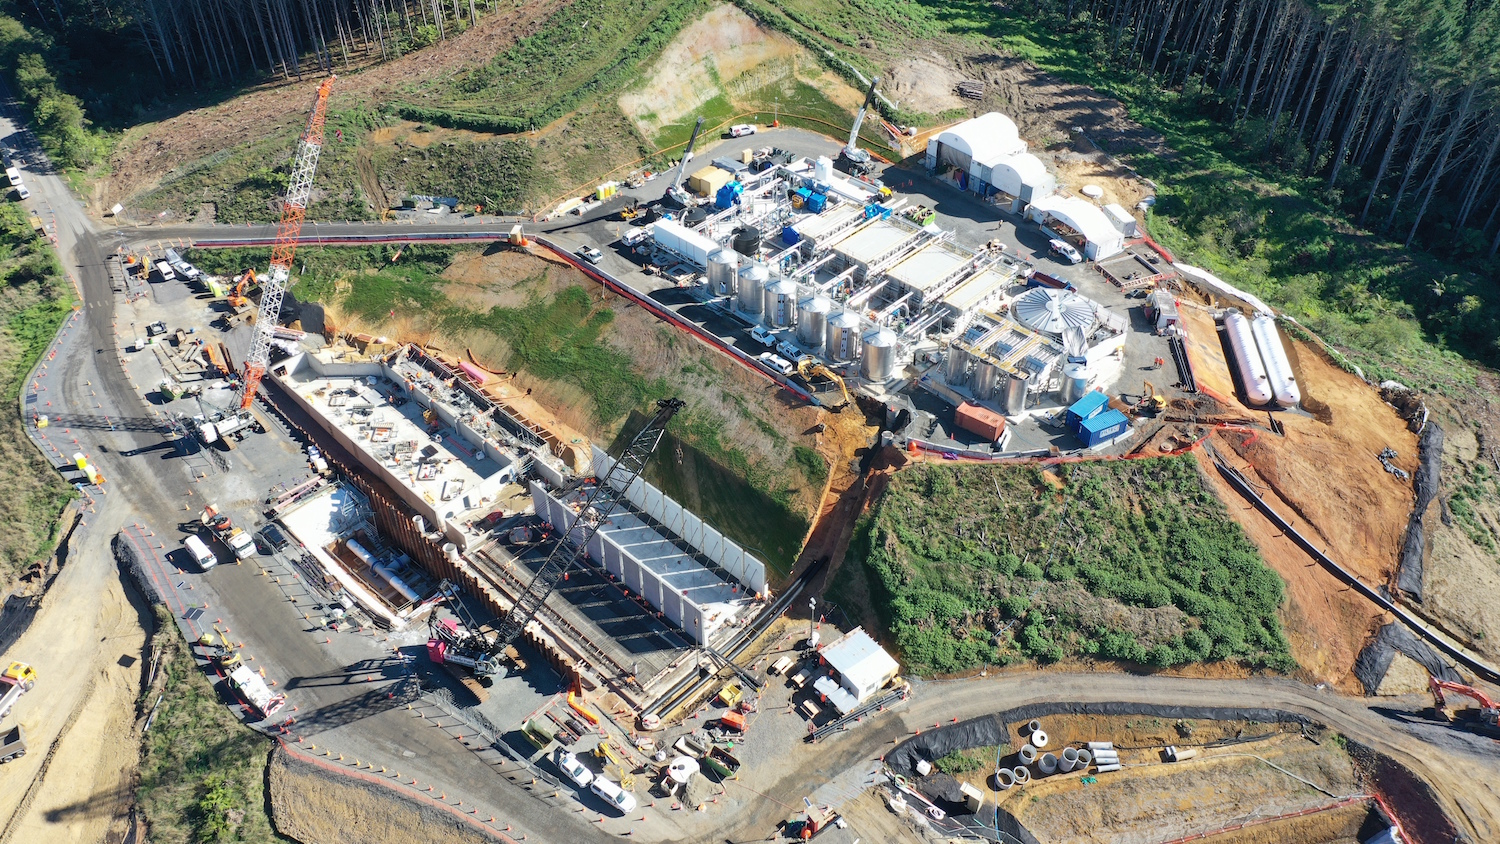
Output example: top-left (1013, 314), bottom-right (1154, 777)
top-left (6, 112), bottom-right (1499, 844)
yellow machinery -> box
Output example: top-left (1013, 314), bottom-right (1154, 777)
top-left (0, 662), bottom-right (37, 722)
top-left (196, 626), bottom-right (241, 669)
top-left (796, 357), bottom-right (851, 411)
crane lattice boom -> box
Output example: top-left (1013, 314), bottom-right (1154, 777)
top-left (492, 398), bottom-right (684, 650)
top-left (239, 76), bottom-right (336, 409)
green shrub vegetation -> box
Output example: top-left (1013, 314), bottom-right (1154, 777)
top-left (935, 746), bottom-right (996, 775)
top-left (137, 607), bottom-right (280, 844)
top-left (852, 457), bottom-right (1294, 676)
top-left (406, 0), bottom-right (709, 134)
top-left (0, 199), bottom-right (74, 580)
top-left (373, 138), bottom-right (537, 214)
top-left (0, 14), bottom-right (105, 169)
top-left (793, 445), bottom-right (828, 486)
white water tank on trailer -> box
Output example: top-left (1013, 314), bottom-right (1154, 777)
top-left (1251, 315), bottom-right (1301, 406)
top-left (1223, 311), bottom-right (1273, 406)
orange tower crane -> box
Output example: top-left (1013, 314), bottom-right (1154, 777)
top-left (238, 76), bottom-right (336, 409)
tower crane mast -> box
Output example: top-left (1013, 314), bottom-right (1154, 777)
top-left (238, 76), bottom-right (336, 409)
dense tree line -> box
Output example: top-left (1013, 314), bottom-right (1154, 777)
top-left (1052, 0), bottom-right (1500, 256)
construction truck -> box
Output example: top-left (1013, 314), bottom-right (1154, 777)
top-left (834, 76), bottom-right (881, 178)
top-left (1430, 674), bottom-right (1500, 733)
top-left (796, 357), bottom-right (851, 411)
top-left (201, 505), bottom-right (256, 560)
top-left (0, 662), bottom-right (36, 722)
top-left (0, 726), bottom-right (25, 763)
top-left (199, 409), bottom-right (261, 447)
top-left (226, 664), bottom-right (287, 718)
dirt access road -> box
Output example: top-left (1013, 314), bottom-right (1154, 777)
top-left (715, 672), bottom-right (1500, 844)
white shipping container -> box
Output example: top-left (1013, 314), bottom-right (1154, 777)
top-left (652, 219), bottom-right (718, 268)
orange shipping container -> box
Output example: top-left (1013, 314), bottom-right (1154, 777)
top-left (719, 710), bottom-right (747, 732)
top-left (955, 402), bottom-right (1006, 442)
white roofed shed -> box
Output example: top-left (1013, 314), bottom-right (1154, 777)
top-left (820, 627), bottom-right (900, 703)
top-left (1029, 195), bottom-right (1126, 260)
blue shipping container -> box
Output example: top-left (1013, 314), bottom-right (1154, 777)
top-left (1065, 391), bottom-right (1109, 432)
top-left (1078, 409), bottom-right (1130, 447)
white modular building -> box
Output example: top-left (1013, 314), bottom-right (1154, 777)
top-left (820, 627), bottom-right (900, 703)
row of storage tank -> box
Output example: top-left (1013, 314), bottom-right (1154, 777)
top-left (707, 248), bottom-right (901, 381)
top-left (1222, 311), bottom-right (1301, 407)
top-left (942, 343), bottom-right (1088, 416)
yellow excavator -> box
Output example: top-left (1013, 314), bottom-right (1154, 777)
top-left (796, 357), bottom-right (851, 411)
top-left (196, 626), bottom-right (242, 670)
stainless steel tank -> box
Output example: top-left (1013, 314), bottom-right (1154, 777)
top-left (763, 278), bottom-right (799, 328)
top-left (795, 295), bottom-right (832, 349)
top-left (737, 263), bottom-right (768, 314)
top-left (1002, 371), bottom-right (1029, 415)
top-left (860, 328), bottom-right (899, 381)
top-left (971, 361), bottom-right (1001, 400)
top-left (1058, 362), bottom-right (1087, 405)
top-left (942, 343), bottom-right (971, 386)
top-left (825, 310), bottom-right (862, 362)
top-left (707, 249), bottom-right (738, 297)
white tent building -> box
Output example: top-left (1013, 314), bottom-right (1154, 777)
top-left (925, 113), bottom-right (1056, 212)
top-left (1028, 195), bottom-right (1126, 260)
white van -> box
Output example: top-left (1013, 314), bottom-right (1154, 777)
top-left (184, 534), bottom-right (216, 570)
top-left (589, 776), bottom-right (637, 814)
top-left (154, 260), bottom-right (176, 282)
top-left (5, 167), bottom-right (20, 186)
top-left (13, 184), bottom-right (27, 201)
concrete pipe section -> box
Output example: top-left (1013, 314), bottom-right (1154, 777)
top-left (1077, 749), bottom-right (1093, 769)
top-left (1060, 747), bottom-right (1079, 772)
top-left (1031, 729), bottom-right (1049, 748)
top-left (1027, 719), bottom-right (1042, 735)
top-left (1038, 753), bottom-right (1058, 775)
top-left (1012, 766), bottom-right (1031, 784)
top-left (1018, 744), bottom-right (1037, 764)
top-left (994, 768), bottom-right (1015, 790)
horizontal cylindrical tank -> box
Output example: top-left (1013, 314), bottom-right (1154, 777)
top-left (1058, 362), bottom-right (1087, 405)
top-left (826, 311), bottom-right (862, 362)
top-left (1059, 747), bottom-right (1079, 772)
top-left (1038, 753), bottom-right (1057, 775)
top-left (707, 249), bottom-right (739, 297)
top-left (943, 344), bottom-right (971, 386)
top-left (1018, 744), bottom-right (1037, 764)
top-left (994, 768), bottom-right (1014, 790)
top-left (1224, 311), bottom-right (1273, 405)
top-left (737, 264), bottom-right (768, 313)
top-left (1002, 372), bottom-right (1029, 415)
top-left (763, 278), bottom-right (799, 328)
top-left (796, 295), bottom-right (831, 349)
top-left (971, 361), bottom-right (1001, 401)
top-left (1251, 314), bottom-right (1301, 406)
top-left (861, 328), bottom-right (898, 381)
top-left (1012, 766), bottom-right (1031, 784)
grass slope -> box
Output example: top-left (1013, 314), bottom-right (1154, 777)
top-left (849, 458), bottom-right (1294, 676)
top-left (137, 606), bottom-right (281, 844)
top-left (0, 200), bottom-right (74, 581)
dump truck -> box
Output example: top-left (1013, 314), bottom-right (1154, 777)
top-left (226, 664), bottom-right (287, 718)
top-left (0, 662), bottom-right (36, 722)
top-left (0, 726), bottom-right (25, 763)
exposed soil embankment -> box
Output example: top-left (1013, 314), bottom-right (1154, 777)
top-left (269, 747), bottom-right (495, 844)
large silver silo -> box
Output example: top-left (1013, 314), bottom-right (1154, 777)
top-left (826, 311), bottom-right (862, 362)
top-left (707, 249), bottom-right (739, 297)
top-left (943, 343), bottom-right (971, 386)
top-left (796, 295), bottom-right (832, 349)
top-left (1058, 362), bottom-right (1088, 405)
top-left (1002, 372), bottom-right (1029, 415)
top-left (971, 361), bottom-right (1001, 400)
top-left (861, 328), bottom-right (899, 381)
top-left (737, 263), bottom-right (768, 314)
top-left (763, 278), bottom-right (799, 328)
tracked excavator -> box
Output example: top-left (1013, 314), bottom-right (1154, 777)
top-left (796, 356), bottom-right (851, 411)
top-left (834, 76), bottom-right (881, 178)
top-left (1429, 674), bottom-right (1500, 735)
top-left (662, 118), bottom-right (706, 209)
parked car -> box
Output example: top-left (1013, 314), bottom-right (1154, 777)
top-left (255, 524), bottom-right (291, 554)
top-left (13, 184), bottom-right (28, 201)
top-left (554, 749), bottom-right (594, 788)
top-left (5, 167), bottom-right (20, 186)
top-left (574, 245), bottom-right (603, 265)
top-left (757, 351), bottom-right (794, 375)
top-left (1048, 238), bottom-right (1083, 264)
top-left (749, 326), bottom-right (776, 347)
top-left (729, 124), bottom-right (757, 138)
top-left (590, 776), bottom-right (638, 814)
top-left (776, 339), bottom-right (801, 360)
